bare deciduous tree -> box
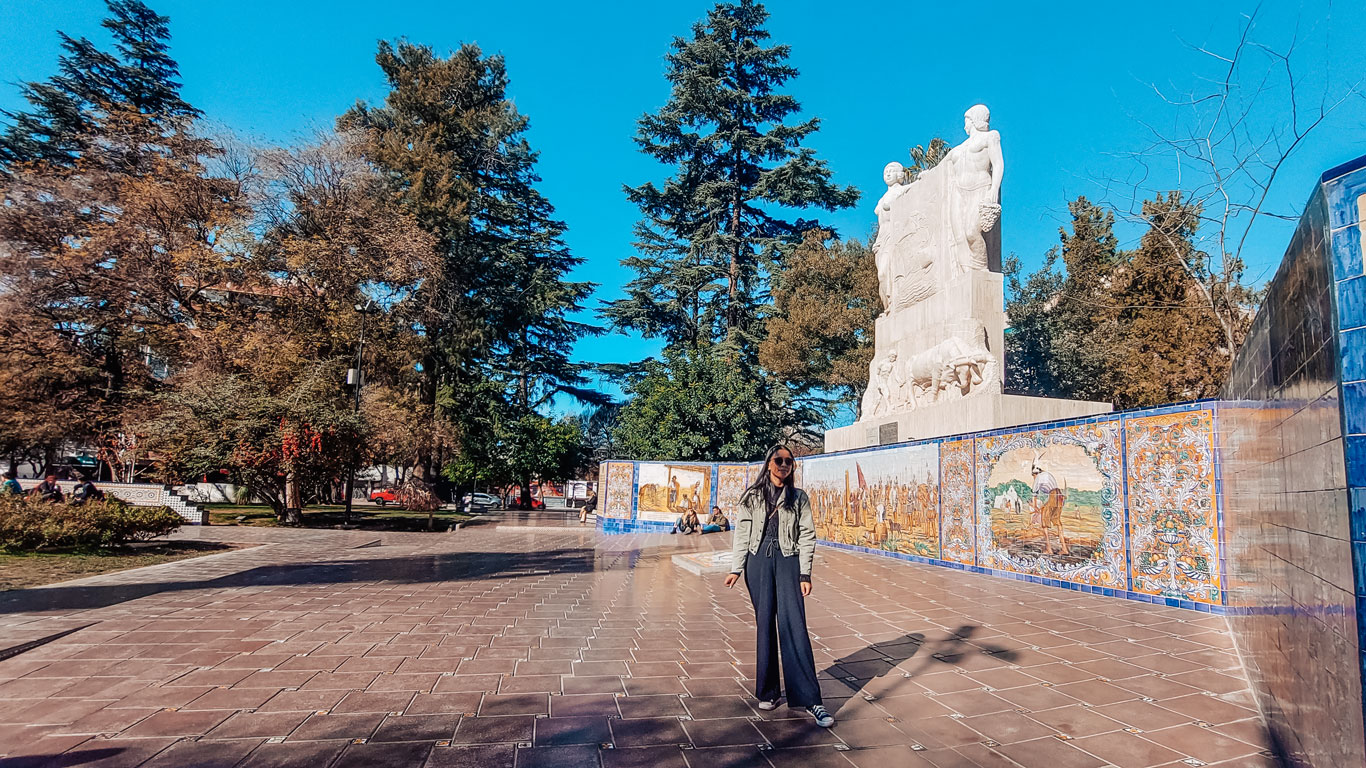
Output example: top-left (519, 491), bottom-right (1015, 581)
top-left (1099, 7), bottom-right (1363, 356)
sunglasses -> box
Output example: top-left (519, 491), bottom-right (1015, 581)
top-left (772, 456), bottom-right (793, 467)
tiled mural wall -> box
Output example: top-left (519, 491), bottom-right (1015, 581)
top-left (598, 402), bottom-right (1226, 610)
top-left (1217, 157), bottom-right (1366, 766)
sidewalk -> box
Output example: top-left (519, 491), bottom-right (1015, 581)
top-left (0, 515), bottom-right (1276, 767)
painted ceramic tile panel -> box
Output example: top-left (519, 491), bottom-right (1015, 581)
top-left (804, 444), bottom-right (941, 558)
top-left (975, 421), bottom-right (1126, 587)
top-left (716, 465), bottom-right (751, 524)
top-left (939, 439), bottom-right (976, 565)
top-left (636, 462), bottom-right (712, 524)
top-left (602, 462), bottom-right (635, 520)
top-left (1126, 409), bottom-right (1223, 604)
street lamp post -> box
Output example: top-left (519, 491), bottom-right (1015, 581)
top-left (344, 300), bottom-right (374, 523)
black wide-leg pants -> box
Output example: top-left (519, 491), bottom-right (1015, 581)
top-left (744, 538), bottom-right (822, 708)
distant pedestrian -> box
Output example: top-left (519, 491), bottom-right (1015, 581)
top-left (724, 444), bottom-right (833, 728)
top-left (71, 475), bottom-right (103, 505)
top-left (2, 470), bottom-right (21, 496)
top-left (31, 473), bottom-right (63, 503)
top-left (672, 508), bottom-right (700, 535)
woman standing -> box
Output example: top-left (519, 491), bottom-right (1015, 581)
top-left (724, 445), bottom-right (834, 727)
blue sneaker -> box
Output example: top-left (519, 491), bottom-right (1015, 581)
top-left (808, 705), bottom-right (834, 727)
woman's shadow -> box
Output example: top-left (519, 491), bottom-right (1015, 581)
top-left (820, 625), bottom-right (1019, 698)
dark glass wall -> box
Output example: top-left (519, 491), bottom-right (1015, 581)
top-left (1220, 158), bottom-right (1366, 766)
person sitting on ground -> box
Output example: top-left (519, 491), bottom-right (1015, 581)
top-left (70, 474), bottom-right (103, 505)
top-left (1, 470), bottom-right (21, 496)
top-left (31, 473), bottom-right (63, 503)
top-left (672, 507), bottom-right (701, 534)
top-left (702, 505), bottom-right (731, 533)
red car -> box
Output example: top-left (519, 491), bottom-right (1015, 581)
top-left (369, 488), bottom-right (399, 507)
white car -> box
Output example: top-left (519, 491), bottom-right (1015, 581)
top-left (461, 492), bottom-right (500, 509)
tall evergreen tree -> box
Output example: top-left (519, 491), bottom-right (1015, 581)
top-left (605, 0), bottom-right (858, 353)
top-left (0, 0), bottom-right (196, 170)
top-left (342, 41), bottom-right (598, 495)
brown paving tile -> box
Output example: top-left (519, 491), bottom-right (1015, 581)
top-left (993, 735), bottom-right (1107, 768)
top-left (497, 674), bottom-right (561, 694)
top-left (106, 686), bottom-right (212, 709)
top-left (424, 743), bottom-right (516, 768)
top-left (843, 744), bottom-right (936, 768)
top-left (366, 672), bottom-right (441, 692)
top-left (371, 713), bottom-right (460, 741)
top-left (1089, 700), bottom-right (1190, 731)
top-left (1052, 679), bottom-right (1137, 706)
top-left (434, 674), bottom-right (503, 694)
top-left (752, 717), bottom-right (840, 748)
top-left (1145, 723), bottom-right (1263, 763)
top-left (623, 676), bottom-right (687, 696)
top-left (616, 695), bottom-right (687, 719)
top-left (140, 738), bottom-right (265, 768)
top-left (610, 716), bottom-right (688, 747)
top-left (234, 670), bottom-right (317, 688)
top-left (50, 738), bottom-right (177, 768)
top-left (930, 689), bottom-right (1013, 717)
top-left (332, 740), bottom-right (432, 768)
top-left (51, 706), bottom-right (158, 735)
top-left (825, 716), bottom-right (907, 747)
top-left (959, 709), bottom-right (1055, 744)
top-left (1156, 693), bottom-right (1255, 724)
top-left (534, 715), bottom-right (612, 745)
top-left (683, 717), bottom-right (764, 747)
top-left (683, 695), bottom-right (756, 720)
top-left (450, 714), bottom-right (534, 744)
top-left (206, 710), bottom-right (311, 739)
top-left (600, 744), bottom-right (689, 768)
top-left (257, 689), bottom-right (347, 712)
top-left (479, 693), bottom-right (548, 716)
top-left (681, 678), bottom-right (746, 697)
top-left (1112, 674), bottom-right (1201, 701)
top-left (1072, 730), bottom-right (1186, 767)
top-left (514, 744), bottom-right (602, 768)
top-left (1024, 706), bottom-right (1123, 738)
top-left (405, 692), bottom-right (482, 715)
top-left (119, 709), bottom-right (231, 738)
top-left (573, 660), bottom-right (629, 676)
top-left (185, 686), bottom-right (280, 710)
top-left (763, 745), bottom-right (855, 767)
top-left (288, 712), bottom-right (385, 741)
top-left (688, 745), bottom-right (774, 768)
top-left (238, 738), bottom-right (348, 768)
top-left (331, 690), bottom-right (415, 713)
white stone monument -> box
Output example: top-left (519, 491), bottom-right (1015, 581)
top-left (825, 105), bottom-right (1110, 452)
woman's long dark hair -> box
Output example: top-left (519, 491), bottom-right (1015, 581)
top-left (741, 444), bottom-right (796, 511)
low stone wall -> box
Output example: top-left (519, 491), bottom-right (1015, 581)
top-left (16, 480), bottom-right (206, 525)
top-left (598, 400), bottom-right (1226, 612)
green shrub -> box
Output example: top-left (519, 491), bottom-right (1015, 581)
top-left (0, 496), bottom-right (182, 552)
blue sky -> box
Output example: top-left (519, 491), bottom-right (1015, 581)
top-left (3, 0), bottom-right (1365, 417)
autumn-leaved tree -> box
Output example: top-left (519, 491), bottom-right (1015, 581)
top-left (759, 230), bottom-right (878, 412)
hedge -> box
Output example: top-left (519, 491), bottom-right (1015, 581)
top-left (0, 496), bottom-right (183, 552)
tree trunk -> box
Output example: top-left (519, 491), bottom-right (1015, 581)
top-left (284, 471), bottom-right (303, 526)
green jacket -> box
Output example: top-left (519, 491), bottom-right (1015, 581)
top-left (729, 486), bottom-right (816, 576)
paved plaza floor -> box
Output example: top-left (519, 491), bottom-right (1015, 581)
top-left (0, 512), bottom-right (1278, 768)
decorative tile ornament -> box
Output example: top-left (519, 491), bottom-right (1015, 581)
top-left (803, 444), bottom-right (940, 558)
top-left (716, 465), bottom-right (750, 524)
top-left (939, 439), bottom-right (977, 565)
top-left (975, 421), bottom-right (1126, 588)
top-left (1126, 409), bottom-right (1223, 604)
top-left (602, 462), bottom-right (635, 519)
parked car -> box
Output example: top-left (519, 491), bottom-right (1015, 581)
top-left (510, 496), bottom-right (545, 511)
top-left (369, 488), bottom-right (399, 507)
top-left (461, 492), bottom-right (499, 509)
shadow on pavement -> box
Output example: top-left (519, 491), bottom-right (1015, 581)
top-left (822, 625), bottom-right (1021, 697)
top-left (0, 548), bottom-right (597, 616)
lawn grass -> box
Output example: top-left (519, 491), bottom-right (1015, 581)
top-left (205, 503), bottom-right (473, 531)
top-left (0, 541), bottom-right (241, 591)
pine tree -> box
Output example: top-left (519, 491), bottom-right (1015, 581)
top-left (343, 41), bottom-right (598, 494)
top-left (605, 0), bottom-right (858, 354)
top-left (1003, 251), bottom-right (1063, 397)
top-left (0, 0), bottom-right (196, 169)
top-left (1049, 197), bottom-right (1121, 401)
top-left (1108, 193), bottom-right (1226, 407)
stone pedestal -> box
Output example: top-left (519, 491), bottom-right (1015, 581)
top-left (827, 270), bottom-right (1110, 452)
top-left (824, 392), bottom-right (1112, 452)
